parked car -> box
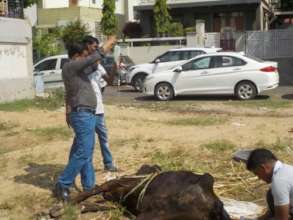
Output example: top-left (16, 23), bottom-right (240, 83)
top-left (126, 47), bottom-right (222, 91)
top-left (101, 55), bottom-right (135, 85)
top-left (143, 52), bottom-right (279, 100)
top-left (33, 54), bottom-right (134, 85)
top-left (33, 55), bottom-right (68, 83)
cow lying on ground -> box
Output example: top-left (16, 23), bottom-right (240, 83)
top-left (51, 165), bottom-right (231, 220)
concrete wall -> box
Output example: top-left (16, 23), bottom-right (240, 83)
top-left (38, 7), bottom-right (103, 36)
top-left (0, 17), bottom-right (34, 102)
top-left (42, 0), bottom-right (69, 8)
top-left (41, 0), bottom-right (127, 14)
top-left (121, 45), bottom-right (181, 64)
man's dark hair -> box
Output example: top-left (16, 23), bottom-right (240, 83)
top-left (246, 148), bottom-right (277, 171)
top-left (82, 35), bottom-right (99, 45)
top-left (67, 42), bottom-right (87, 59)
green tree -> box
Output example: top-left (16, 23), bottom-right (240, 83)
top-left (168, 22), bottom-right (184, 37)
top-left (153, 0), bottom-right (171, 37)
top-left (101, 0), bottom-right (117, 36)
top-left (61, 20), bottom-right (90, 48)
top-left (24, 0), bottom-right (39, 8)
top-left (33, 28), bottom-right (62, 59)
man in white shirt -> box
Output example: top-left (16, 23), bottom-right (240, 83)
top-left (246, 148), bottom-right (293, 220)
top-left (83, 36), bottom-right (118, 172)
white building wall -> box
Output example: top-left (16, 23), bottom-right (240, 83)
top-left (0, 17), bottom-right (34, 102)
top-left (41, 0), bottom-right (126, 14)
top-left (78, 0), bottom-right (99, 8)
top-left (42, 0), bottom-right (69, 8)
top-left (24, 4), bottom-right (37, 26)
top-left (115, 0), bottom-right (125, 15)
top-left (126, 0), bottom-right (139, 21)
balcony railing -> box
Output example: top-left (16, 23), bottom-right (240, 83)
top-left (0, 0), bottom-right (24, 19)
top-left (271, 0), bottom-right (293, 11)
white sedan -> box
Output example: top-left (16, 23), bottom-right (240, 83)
top-left (143, 52), bottom-right (279, 100)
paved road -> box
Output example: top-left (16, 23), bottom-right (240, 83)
top-left (102, 85), bottom-right (293, 104)
top-left (45, 81), bottom-right (293, 103)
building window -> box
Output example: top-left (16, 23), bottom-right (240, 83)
top-left (213, 12), bottom-right (244, 32)
top-left (0, 0), bottom-right (23, 18)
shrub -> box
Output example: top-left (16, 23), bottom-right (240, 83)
top-left (168, 22), bottom-right (184, 37)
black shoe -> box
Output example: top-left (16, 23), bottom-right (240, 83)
top-left (104, 166), bottom-right (119, 172)
top-left (54, 183), bottom-right (71, 202)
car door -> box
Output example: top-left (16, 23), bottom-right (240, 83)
top-left (34, 58), bottom-right (58, 83)
top-left (174, 56), bottom-right (212, 94)
top-left (198, 56), bottom-right (247, 94)
top-left (57, 58), bottom-right (69, 81)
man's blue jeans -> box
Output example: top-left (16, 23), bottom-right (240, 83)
top-left (58, 111), bottom-right (96, 191)
top-left (95, 114), bottom-right (113, 168)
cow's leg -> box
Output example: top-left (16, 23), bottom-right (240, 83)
top-left (72, 179), bottom-right (122, 204)
top-left (72, 185), bottom-right (103, 204)
top-left (80, 201), bottom-right (115, 213)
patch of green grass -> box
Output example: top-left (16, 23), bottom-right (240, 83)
top-left (165, 116), bottom-right (227, 126)
top-left (60, 204), bottom-right (79, 220)
top-left (202, 139), bottom-right (236, 152)
top-left (255, 137), bottom-right (293, 153)
top-left (29, 126), bottom-right (72, 142)
top-left (226, 99), bottom-right (292, 110)
top-left (151, 149), bottom-right (187, 171)
top-left (0, 89), bottom-right (64, 112)
top-left (108, 206), bottom-right (125, 220)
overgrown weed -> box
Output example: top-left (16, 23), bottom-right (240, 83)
top-left (0, 88), bottom-right (64, 112)
top-left (202, 139), bottom-right (236, 152)
top-left (227, 99), bottom-right (292, 110)
top-left (166, 116), bottom-right (227, 126)
top-left (28, 126), bottom-right (72, 142)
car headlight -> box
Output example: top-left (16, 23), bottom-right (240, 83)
top-left (128, 66), bottom-right (136, 72)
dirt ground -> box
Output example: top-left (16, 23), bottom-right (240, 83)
top-left (1, 101), bottom-right (293, 220)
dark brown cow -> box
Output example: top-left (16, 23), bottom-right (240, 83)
top-left (55, 165), bottom-right (231, 220)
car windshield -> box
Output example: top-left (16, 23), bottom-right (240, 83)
top-left (121, 56), bottom-right (134, 65)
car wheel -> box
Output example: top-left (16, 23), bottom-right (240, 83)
top-left (235, 81), bottom-right (257, 100)
top-left (155, 83), bottom-right (174, 101)
top-left (132, 74), bottom-right (146, 92)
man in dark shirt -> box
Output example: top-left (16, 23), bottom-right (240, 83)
top-left (54, 36), bottom-right (116, 202)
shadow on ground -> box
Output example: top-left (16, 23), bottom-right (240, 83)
top-left (282, 94), bottom-right (293, 100)
top-left (14, 163), bottom-right (64, 190)
top-left (135, 95), bottom-right (270, 102)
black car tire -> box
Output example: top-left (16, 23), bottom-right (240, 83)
top-left (132, 74), bottom-right (147, 92)
top-left (235, 81), bottom-right (257, 100)
top-left (155, 82), bottom-right (174, 101)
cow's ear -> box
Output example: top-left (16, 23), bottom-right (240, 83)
top-left (200, 173), bottom-right (215, 191)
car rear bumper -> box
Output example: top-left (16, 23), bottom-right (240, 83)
top-left (259, 83), bottom-right (279, 92)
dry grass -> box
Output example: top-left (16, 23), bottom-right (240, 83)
top-left (1, 100), bottom-right (293, 219)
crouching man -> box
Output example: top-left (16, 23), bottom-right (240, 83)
top-left (246, 148), bottom-right (293, 220)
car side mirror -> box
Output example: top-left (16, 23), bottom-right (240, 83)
top-left (155, 58), bottom-right (161, 64)
top-left (174, 66), bottom-right (182, 73)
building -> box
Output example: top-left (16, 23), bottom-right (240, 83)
top-left (0, 0), bottom-right (34, 102)
top-left (133, 0), bottom-right (272, 36)
top-left (271, 0), bottom-right (293, 28)
top-left (37, 0), bottom-right (131, 38)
